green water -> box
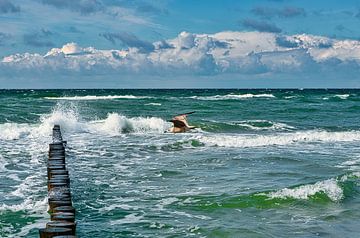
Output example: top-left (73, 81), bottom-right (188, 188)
top-left (0, 89), bottom-right (359, 237)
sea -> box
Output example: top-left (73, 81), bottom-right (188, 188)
top-left (0, 89), bottom-right (359, 237)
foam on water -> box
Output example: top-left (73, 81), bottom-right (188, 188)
top-left (232, 120), bottom-right (295, 131)
top-left (0, 103), bottom-right (170, 142)
top-left (196, 130), bottom-right (360, 148)
top-left (110, 213), bottom-right (146, 225)
top-left (0, 123), bottom-right (31, 140)
top-left (266, 179), bottom-right (343, 201)
top-left (334, 94), bottom-right (350, 99)
top-left (323, 94), bottom-right (350, 100)
top-left (189, 93), bottom-right (275, 100)
top-left (35, 103), bottom-right (82, 136)
top-left (0, 197), bottom-right (48, 212)
top-left (44, 95), bottom-right (151, 100)
top-left (145, 103), bottom-right (162, 106)
top-left (90, 113), bottom-right (171, 135)
top-left (265, 172), bottom-right (360, 202)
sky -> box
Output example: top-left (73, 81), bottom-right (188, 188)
top-left (1, 0), bottom-right (360, 88)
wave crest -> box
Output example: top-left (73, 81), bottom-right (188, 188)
top-left (189, 93), bottom-right (275, 100)
top-left (44, 95), bottom-right (150, 100)
top-left (266, 179), bottom-right (343, 201)
top-left (196, 130), bottom-right (360, 148)
top-left (0, 123), bottom-right (31, 140)
top-left (93, 113), bottom-right (170, 135)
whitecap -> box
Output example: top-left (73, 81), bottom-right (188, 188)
top-left (44, 95), bottom-right (150, 100)
top-left (334, 94), bottom-right (350, 100)
top-left (0, 123), bottom-right (31, 140)
top-left (266, 179), bottom-right (343, 201)
top-left (110, 213), bottom-right (145, 225)
top-left (0, 197), bottom-right (48, 212)
top-left (196, 130), bottom-right (360, 148)
top-left (189, 93), bottom-right (275, 100)
top-left (89, 113), bottom-right (171, 135)
top-left (232, 120), bottom-right (295, 131)
top-left (145, 103), bottom-right (162, 106)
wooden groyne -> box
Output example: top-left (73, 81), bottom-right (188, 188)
top-left (39, 125), bottom-right (77, 238)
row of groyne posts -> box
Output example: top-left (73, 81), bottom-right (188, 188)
top-left (39, 125), bottom-right (77, 238)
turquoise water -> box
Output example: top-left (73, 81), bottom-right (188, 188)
top-left (0, 89), bottom-right (359, 237)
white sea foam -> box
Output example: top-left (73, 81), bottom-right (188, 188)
top-left (110, 213), bottom-right (145, 225)
top-left (0, 197), bottom-right (48, 212)
top-left (266, 179), bottom-right (343, 201)
top-left (44, 95), bottom-right (150, 100)
top-left (189, 93), bottom-right (275, 100)
top-left (145, 103), bottom-right (162, 106)
top-left (196, 130), bottom-right (360, 148)
top-left (13, 218), bottom-right (48, 238)
top-left (337, 156), bottom-right (360, 172)
top-left (233, 120), bottom-right (295, 131)
top-left (334, 94), bottom-right (350, 99)
top-left (0, 123), bottom-right (31, 140)
top-left (155, 197), bottom-right (179, 210)
top-left (323, 94), bottom-right (350, 100)
top-left (90, 113), bottom-right (170, 135)
top-left (9, 174), bottom-right (44, 198)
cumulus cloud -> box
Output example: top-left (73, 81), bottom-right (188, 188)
top-left (0, 0), bottom-right (20, 13)
top-left (2, 31), bottom-right (360, 79)
top-left (242, 19), bottom-right (282, 33)
top-left (251, 6), bottom-right (306, 18)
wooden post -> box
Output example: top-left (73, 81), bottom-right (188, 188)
top-left (39, 125), bottom-right (77, 237)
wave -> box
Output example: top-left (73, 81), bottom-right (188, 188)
top-left (145, 103), bottom-right (162, 106)
top-left (334, 94), bottom-right (350, 99)
top-left (199, 119), bottom-right (295, 133)
top-left (90, 113), bottom-right (170, 135)
top-left (0, 103), bottom-right (171, 140)
top-left (194, 130), bottom-right (360, 148)
top-left (0, 123), bottom-right (31, 140)
top-left (231, 120), bottom-right (294, 131)
top-left (170, 173), bottom-right (359, 211)
top-left (323, 94), bottom-right (350, 100)
top-left (264, 173), bottom-right (359, 202)
top-left (265, 179), bottom-right (342, 201)
top-left (44, 95), bottom-right (151, 100)
top-left (189, 93), bottom-right (275, 100)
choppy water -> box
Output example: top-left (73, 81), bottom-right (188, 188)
top-left (0, 89), bottom-right (359, 237)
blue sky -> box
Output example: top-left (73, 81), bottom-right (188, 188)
top-left (1, 0), bottom-right (360, 88)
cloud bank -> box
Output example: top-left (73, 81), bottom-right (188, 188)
top-left (1, 31), bottom-right (360, 86)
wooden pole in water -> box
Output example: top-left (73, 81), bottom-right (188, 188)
top-left (39, 125), bottom-right (77, 237)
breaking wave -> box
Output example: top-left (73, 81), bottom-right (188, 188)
top-left (264, 172), bottom-right (359, 202)
top-left (0, 123), bottom-right (31, 140)
top-left (189, 94), bottom-right (275, 100)
top-left (44, 95), bottom-right (151, 100)
top-left (90, 113), bottom-right (170, 135)
top-left (172, 173), bottom-right (359, 211)
top-left (265, 179), bottom-right (342, 201)
top-left (195, 130), bottom-right (360, 148)
top-left (199, 119), bottom-right (295, 133)
top-left (0, 104), bottom-right (171, 140)
top-left (323, 94), bottom-right (350, 100)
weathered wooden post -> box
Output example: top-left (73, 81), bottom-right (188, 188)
top-left (39, 125), bottom-right (77, 238)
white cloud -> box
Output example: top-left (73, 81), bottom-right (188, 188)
top-left (2, 31), bottom-right (360, 78)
